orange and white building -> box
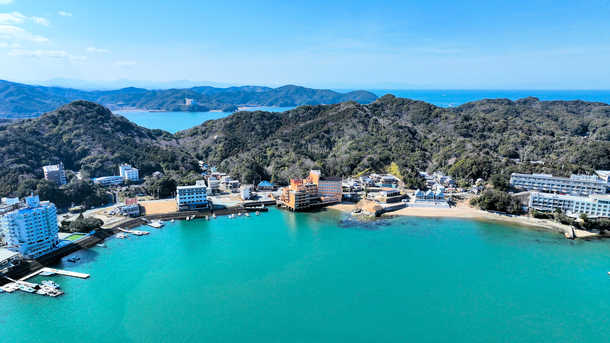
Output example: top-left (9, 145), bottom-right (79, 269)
top-left (279, 170), bottom-right (342, 211)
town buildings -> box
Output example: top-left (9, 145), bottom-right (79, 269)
top-left (280, 170), bottom-right (342, 211)
top-left (240, 187), bottom-right (251, 201)
top-left (43, 162), bottom-right (67, 186)
top-left (0, 195), bottom-right (60, 259)
top-left (510, 173), bottom-right (607, 196)
top-left (176, 180), bottom-right (209, 211)
top-left (529, 192), bottom-right (610, 218)
top-left (119, 164), bottom-right (139, 182)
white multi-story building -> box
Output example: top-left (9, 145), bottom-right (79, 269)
top-left (0, 195), bottom-right (60, 259)
top-left (240, 187), bottom-right (251, 201)
top-left (529, 192), bottom-right (610, 218)
top-left (510, 173), bottom-right (607, 196)
top-left (92, 176), bottom-right (124, 187)
top-left (176, 180), bottom-right (209, 210)
top-left (119, 164), bottom-right (139, 182)
top-left (207, 177), bottom-right (220, 195)
top-left (42, 162), bottom-right (67, 186)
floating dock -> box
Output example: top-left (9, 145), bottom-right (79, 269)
top-left (19, 268), bottom-right (90, 281)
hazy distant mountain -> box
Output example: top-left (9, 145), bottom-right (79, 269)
top-left (0, 80), bottom-right (379, 117)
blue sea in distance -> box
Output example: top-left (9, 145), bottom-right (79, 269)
top-left (366, 89), bottom-right (610, 108)
top-left (3, 208), bottom-right (610, 343)
top-left (116, 90), bottom-right (610, 133)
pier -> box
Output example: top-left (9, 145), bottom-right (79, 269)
top-left (19, 268), bottom-right (90, 281)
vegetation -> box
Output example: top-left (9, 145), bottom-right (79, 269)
top-left (60, 213), bottom-right (104, 233)
top-left (469, 190), bottom-right (523, 214)
top-left (0, 81), bottom-right (379, 117)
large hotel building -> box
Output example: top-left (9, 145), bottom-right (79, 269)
top-left (510, 173), bottom-right (607, 196)
top-left (529, 192), bottom-right (610, 218)
top-left (280, 170), bottom-right (342, 211)
top-left (0, 195), bottom-right (60, 259)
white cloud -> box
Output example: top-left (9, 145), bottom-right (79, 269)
top-left (33, 16), bottom-right (49, 26)
top-left (87, 46), bottom-right (109, 53)
top-left (0, 12), bottom-right (25, 24)
top-left (0, 12), bottom-right (50, 26)
top-left (58, 12), bottom-right (72, 17)
top-left (113, 61), bottom-right (140, 68)
top-left (0, 41), bottom-right (22, 48)
top-left (0, 0), bottom-right (14, 5)
top-left (10, 49), bottom-right (86, 63)
top-left (0, 25), bottom-right (49, 42)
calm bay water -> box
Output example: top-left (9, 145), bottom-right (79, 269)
top-left (115, 106), bottom-right (295, 133)
top-left (3, 208), bottom-right (610, 342)
top-left (116, 90), bottom-right (610, 133)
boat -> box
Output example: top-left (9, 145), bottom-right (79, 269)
top-left (245, 213), bottom-right (250, 217)
top-left (67, 258), bottom-right (76, 263)
top-left (238, 213), bottom-right (241, 216)
top-left (116, 233), bottom-right (128, 239)
top-left (229, 215), bottom-right (232, 219)
top-left (148, 220), bottom-right (165, 228)
top-left (97, 243), bottom-right (106, 248)
top-left (213, 213), bottom-right (216, 219)
top-left (42, 280), bottom-right (60, 289)
top-left (40, 270), bottom-right (56, 276)
top-left (608, 271), bottom-right (610, 276)
top-left (186, 216), bottom-right (190, 221)
top-left (19, 284), bottom-right (36, 293)
top-left (205, 216), bottom-right (209, 220)
top-left (256, 211), bottom-right (260, 216)
top-left (190, 215), bottom-right (196, 220)
top-left (36, 289), bottom-right (47, 295)
top-left (171, 219), bottom-right (175, 223)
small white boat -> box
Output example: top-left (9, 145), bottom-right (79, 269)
top-left (42, 280), bottom-right (60, 289)
top-left (171, 219), bottom-right (175, 223)
top-left (213, 214), bottom-right (217, 219)
top-left (205, 216), bottom-right (209, 220)
top-left (191, 215), bottom-right (196, 220)
top-left (40, 270), bottom-right (56, 276)
top-left (245, 213), bottom-right (250, 217)
top-left (36, 289), bottom-right (47, 295)
top-left (238, 213), bottom-right (241, 216)
top-left (229, 215), bottom-right (232, 219)
top-left (116, 233), bottom-right (128, 239)
top-left (256, 211), bottom-right (260, 216)
top-left (97, 243), bottom-right (106, 248)
top-left (19, 284), bottom-right (36, 293)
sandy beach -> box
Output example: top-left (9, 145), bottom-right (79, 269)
top-left (326, 202), bottom-right (599, 238)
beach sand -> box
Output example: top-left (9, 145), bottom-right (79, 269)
top-left (141, 200), bottom-right (177, 215)
top-left (326, 202), bottom-right (598, 238)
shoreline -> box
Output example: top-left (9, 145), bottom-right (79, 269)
top-left (326, 202), bottom-right (600, 238)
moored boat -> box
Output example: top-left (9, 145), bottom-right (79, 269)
top-left (40, 270), bottom-right (56, 276)
top-left (19, 284), bottom-right (36, 293)
top-left (97, 243), bottom-right (106, 247)
top-left (256, 211), bottom-right (260, 216)
top-left (42, 280), bottom-right (60, 289)
top-left (213, 213), bottom-right (217, 219)
top-left (245, 213), bottom-right (250, 217)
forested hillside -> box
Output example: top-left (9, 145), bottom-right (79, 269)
top-left (2, 96), bottom-right (610, 202)
top-left (0, 101), bottom-right (198, 197)
top-left (177, 95), bottom-right (610, 186)
top-left (0, 80), bottom-right (379, 117)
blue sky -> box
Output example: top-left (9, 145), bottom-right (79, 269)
top-left (0, 0), bottom-right (609, 89)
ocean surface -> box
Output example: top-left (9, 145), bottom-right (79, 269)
top-left (116, 90), bottom-right (610, 133)
top-left (3, 208), bottom-right (610, 343)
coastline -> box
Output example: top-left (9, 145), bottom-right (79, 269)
top-left (326, 202), bottom-right (600, 238)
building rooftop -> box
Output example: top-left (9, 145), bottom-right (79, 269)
top-left (531, 192), bottom-right (594, 202)
top-left (177, 185), bottom-right (207, 190)
top-left (512, 173), bottom-right (607, 184)
top-left (0, 248), bottom-right (20, 261)
top-left (42, 165), bottom-right (61, 172)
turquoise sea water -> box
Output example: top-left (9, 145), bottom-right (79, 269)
top-left (115, 106), bottom-right (295, 133)
top-left (3, 208), bottom-right (610, 342)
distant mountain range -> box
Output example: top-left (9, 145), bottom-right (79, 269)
top-left (0, 80), bottom-right (379, 118)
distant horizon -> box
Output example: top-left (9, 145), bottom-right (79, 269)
top-left (5, 78), bottom-right (610, 92)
